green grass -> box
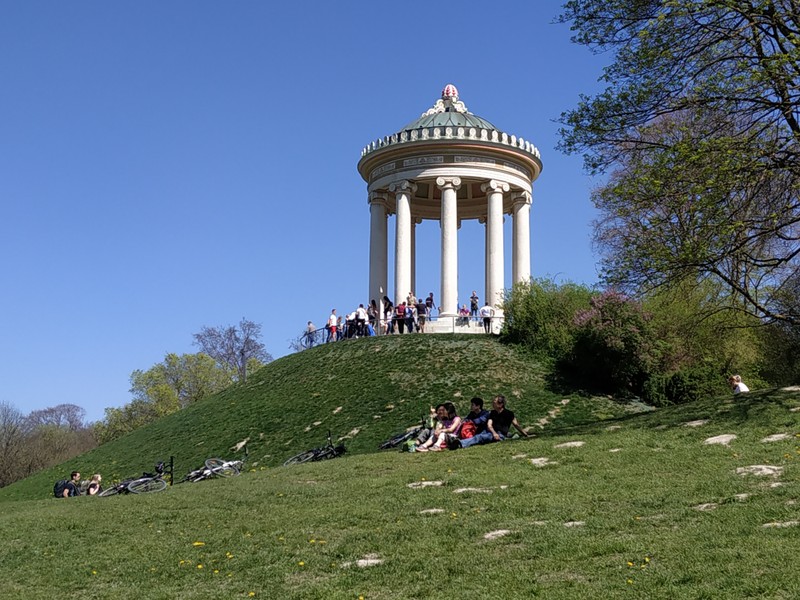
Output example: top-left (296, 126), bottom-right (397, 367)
top-left (0, 335), bottom-right (636, 502)
top-left (1, 337), bottom-right (798, 598)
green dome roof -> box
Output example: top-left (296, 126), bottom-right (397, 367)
top-left (359, 84), bottom-right (542, 164)
top-left (400, 109), bottom-right (497, 132)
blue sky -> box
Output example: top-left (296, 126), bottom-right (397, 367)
top-left (0, 2), bottom-right (609, 422)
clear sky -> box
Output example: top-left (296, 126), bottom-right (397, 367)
top-left (0, 1), bottom-right (610, 422)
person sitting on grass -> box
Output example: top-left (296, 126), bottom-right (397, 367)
top-left (85, 474), bottom-right (103, 496)
top-left (728, 374), bottom-right (750, 394)
top-left (460, 395), bottom-right (528, 448)
top-left (416, 402), bottom-right (462, 452)
top-left (458, 397), bottom-right (490, 442)
top-left (55, 471), bottom-right (81, 498)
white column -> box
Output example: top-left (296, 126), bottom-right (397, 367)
top-left (390, 180), bottom-right (416, 305)
top-left (437, 176), bottom-right (461, 317)
top-left (411, 217), bottom-right (421, 298)
top-left (368, 192), bottom-right (388, 307)
top-left (512, 191), bottom-right (532, 284)
top-left (482, 180), bottom-right (509, 310)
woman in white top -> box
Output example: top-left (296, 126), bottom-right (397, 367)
top-left (728, 375), bottom-right (750, 394)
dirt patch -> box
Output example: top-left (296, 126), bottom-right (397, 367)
top-left (530, 457), bottom-right (558, 467)
top-left (762, 521), bottom-right (799, 528)
top-left (454, 487), bottom-right (493, 494)
top-left (683, 420), bottom-right (709, 428)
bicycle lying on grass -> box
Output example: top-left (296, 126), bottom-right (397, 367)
top-left (377, 416), bottom-right (427, 450)
top-left (179, 448), bottom-right (247, 483)
top-left (98, 461), bottom-right (170, 496)
top-left (283, 431), bottom-right (346, 466)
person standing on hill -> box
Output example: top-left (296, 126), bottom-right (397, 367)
top-left (426, 292), bottom-right (437, 319)
top-left (479, 300), bottom-right (495, 334)
top-left (460, 395), bottom-right (528, 448)
top-left (415, 298), bottom-right (428, 333)
top-left (470, 291), bottom-right (480, 321)
top-left (326, 309), bottom-right (337, 343)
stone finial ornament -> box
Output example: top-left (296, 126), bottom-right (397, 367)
top-left (421, 83), bottom-right (468, 117)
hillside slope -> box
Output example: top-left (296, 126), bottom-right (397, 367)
top-left (0, 386), bottom-right (797, 598)
top-left (1, 335), bottom-right (638, 502)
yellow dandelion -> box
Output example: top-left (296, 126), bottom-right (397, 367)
top-left (197, 564), bottom-right (203, 569)
top-left (627, 579), bottom-right (634, 585)
top-left (627, 561), bottom-right (634, 567)
top-left (421, 477), bottom-right (426, 481)
top-left (298, 561), bottom-right (305, 567)
top-left (179, 560), bottom-right (186, 566)
top-left (278, 536), bottom-right (285, 541)
top-left (192, 541), bottom-right (205, 547)
top-left (309, 539), bottom-right (316, 544)
top-left (248, 593), bottom-right (256, 597)
top-left (91, 570), bottom-right (97, 576)
top-left (213, 570), bottom-right (219, 574)
top-left (645, 557), bottom-right (651, 563)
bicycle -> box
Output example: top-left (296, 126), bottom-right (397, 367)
top-left (98, 461), bottom-right (169, 496)
top-left (179, 448), bottom-right (247, 483)
top-left (283, 431), bottom-right (346, 466)
top-left (378, 416), bottom-right (427, 450)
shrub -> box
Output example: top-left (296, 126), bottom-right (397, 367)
top-left (501, 278), bottom-right (593, 361)
top-left (565, 290), bottom-right (658, 395)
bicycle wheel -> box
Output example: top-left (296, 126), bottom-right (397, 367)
top-left (315, 448), bottom-right (338, 461)
top-left (378, 429), bottom-right (415, 450)
top-left (283, 450), bottom-right (316, 466)
top-left (204, 458), bottom-right (239, 478)
top-left (98, 485), bottom-right (122, 497)
top-left (127, 478), bottom-right (168, 494)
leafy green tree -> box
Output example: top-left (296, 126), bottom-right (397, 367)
top-left (95, 352), bottom-right (234, 444)
top-left (559, 1), bottom-right (800, 324)
top-left (129, 353), bottom-right (232, 413)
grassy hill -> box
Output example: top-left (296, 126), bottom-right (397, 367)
top-left (1, 336), bottom-right (798, 599)
top-left (0, 335), bottom-right (638, 503)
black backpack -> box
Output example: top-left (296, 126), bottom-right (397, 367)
top-left (53, 480), bottom-right (67, 498)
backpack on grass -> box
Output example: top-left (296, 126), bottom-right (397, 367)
top-left (53, 480), bottom-right (68, 498)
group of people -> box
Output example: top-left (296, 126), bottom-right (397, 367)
top-left (412, 395), bottom-right (529, 452)
top-left (305, 290), bottom-right (499, 345)
top-left (54, 471), bottom-right (102, 498)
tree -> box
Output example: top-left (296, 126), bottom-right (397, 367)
top-left (94, 352), bottom-right (235, 444)
top-left (193, 318), bottom-right (272, 383)
top-left (558, 1), bottom-right (800, 324)
top-left (130, 353), bottom-right (232, 412)
top-left (0, 402), bottom-right (25, 488)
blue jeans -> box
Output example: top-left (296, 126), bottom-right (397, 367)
top-left (459, 430), bottom-right (504, 448)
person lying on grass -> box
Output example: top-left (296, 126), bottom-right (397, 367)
top-left (460, 395), bottom-right (528, 448)
top-left (416, 402), bottom-right (462, 452)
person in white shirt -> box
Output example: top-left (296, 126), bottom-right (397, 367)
top-left (326, 309), bottom-right (337, 343)
top-left (728, 374), bottom-right (749, 394)
top-left (479, 301), bottom-right (495, 334)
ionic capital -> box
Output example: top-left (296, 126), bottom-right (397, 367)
top-left (369, 191), bottom-right (390, 208)
top-left (511, 190), bottom-right (532, 208)
top-left (435, 176), bottom-right (462, 191)
top-left (481, 179), bottom-right (510, 195)
top-left (389, 180), bottom-right (417, 196)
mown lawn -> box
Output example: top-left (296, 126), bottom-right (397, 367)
top-left (1, 388), bottom-right (798, 599)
